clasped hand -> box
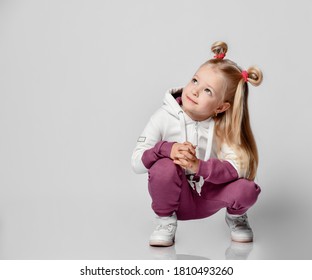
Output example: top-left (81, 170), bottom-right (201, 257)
top-left (170, 142), bottom-right (199, 173)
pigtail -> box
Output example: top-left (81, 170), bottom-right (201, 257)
top-left (246, 66), bottom-right (263, 87)
top-left (231, 66), bottom-right (263, 179)
top-left (231, 80), bottom-right (245, 144)
top-left (211, 41), bottom-right (228, 59)
top-left (230, 65), bottom-right (263, 142)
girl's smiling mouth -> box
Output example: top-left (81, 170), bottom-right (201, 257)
top-left (186, 95), bottom-right (198, 104)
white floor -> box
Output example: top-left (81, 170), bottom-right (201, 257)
top-left (0, 190), bottom-right (311, 260)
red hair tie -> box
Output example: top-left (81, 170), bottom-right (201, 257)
top-left (241, 70), bottom-right (248, 82)
top-left (214, 53), bottom-right (225, 59)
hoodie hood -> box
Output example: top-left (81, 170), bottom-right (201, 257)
top-left (162, 87), bottom-right (184, 118)
top-left (162, 87), bottom-right (187, 142)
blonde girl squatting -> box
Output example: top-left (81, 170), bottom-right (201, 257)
top-left (131, 41), bottom-right (263, 247)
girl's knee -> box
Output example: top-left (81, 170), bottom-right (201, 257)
top-left (149, 158), bottom-right (180, 179)
top-left (148, 158), bottom-right (183, 195)
top-left (226, 179), bottom-right (261, 214)
top-left (236, 179), bottom-right (261, 205)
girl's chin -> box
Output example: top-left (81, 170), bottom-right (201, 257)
top-left (183, 108), bottom-right (212, 121)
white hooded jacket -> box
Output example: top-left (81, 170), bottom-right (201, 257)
top-left (131, 88), bottom-right (244, 191)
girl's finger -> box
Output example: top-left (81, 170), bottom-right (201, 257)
top-left (173, 160), bottom-right (186, 169)
top-left (184, 141), bottom-right (196, 148)
top-left (177, 145), bottom-right (190, 152)
top-left (178, 158), bottom-right (188, 166)
top-left (180, 150), bottom-right (196, 160)
top-left (183, 142), bottom-right (196, 155)
top-left (175, 153), bottom-right (187, 159)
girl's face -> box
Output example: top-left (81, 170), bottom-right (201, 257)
top-left (181, 64), bottom-right (230, 121)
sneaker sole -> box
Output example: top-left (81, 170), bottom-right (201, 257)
top-left (231, 236), bottom-right (253, 243)
top-left (149, 239), bottom-right (175, 247)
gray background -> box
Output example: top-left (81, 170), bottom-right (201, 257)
top-left (0, 0), bottom-right (312, 259)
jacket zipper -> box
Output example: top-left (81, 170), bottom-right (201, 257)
top-left (195, 122), bottom-right (199, 156)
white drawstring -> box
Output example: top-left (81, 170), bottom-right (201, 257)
top-left (178, 111), bottom-right (187, 142)
top-left (204, 119), bottom-right (215, 161)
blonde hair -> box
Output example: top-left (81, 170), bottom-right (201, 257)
top-left (203, 41), bottom-right (263, 180)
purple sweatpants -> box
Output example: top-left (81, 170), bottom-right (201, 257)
top-left (142, 141), bottom-right (261, 220)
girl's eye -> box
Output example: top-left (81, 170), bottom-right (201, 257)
top-left (204, 88), bottom-right (212, 95)
top-left (192, 78), bottom-right (198, 84)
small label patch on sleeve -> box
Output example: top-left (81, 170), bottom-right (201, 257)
top-left (137, 136), bottom-right (146, 142)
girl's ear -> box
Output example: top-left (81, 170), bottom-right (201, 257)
top-left (216, 102), bottom-right (231, 114)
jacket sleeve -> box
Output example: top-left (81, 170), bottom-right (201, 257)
top-left (131, 109), bottom-right (175, 174)
top-left (195, 142), bottom-right (246, 184)
top-left (141, 141), bottom-right (175, 170)
top-left (195, 158), bottom-right (239, 184)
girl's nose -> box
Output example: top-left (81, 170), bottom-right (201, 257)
top-left (192, 87), bottom-right (199, 97)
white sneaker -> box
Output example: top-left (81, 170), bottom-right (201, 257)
top-left (149, 214), bottom-right (177, 247)
top-left (225, 212), bottom-right (253, 243)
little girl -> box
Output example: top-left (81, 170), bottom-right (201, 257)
top-left (131, 41), bottom-right (263, 247)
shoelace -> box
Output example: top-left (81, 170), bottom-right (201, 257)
top-left (232, 215), bottom-right (250, 229)
top-left (156, 224), bottom-right (175, 232)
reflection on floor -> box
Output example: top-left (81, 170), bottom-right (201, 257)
top-left (225, 242), bottom-right (253, 260)
top-left (149, 241), bottom-right (253, 260)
